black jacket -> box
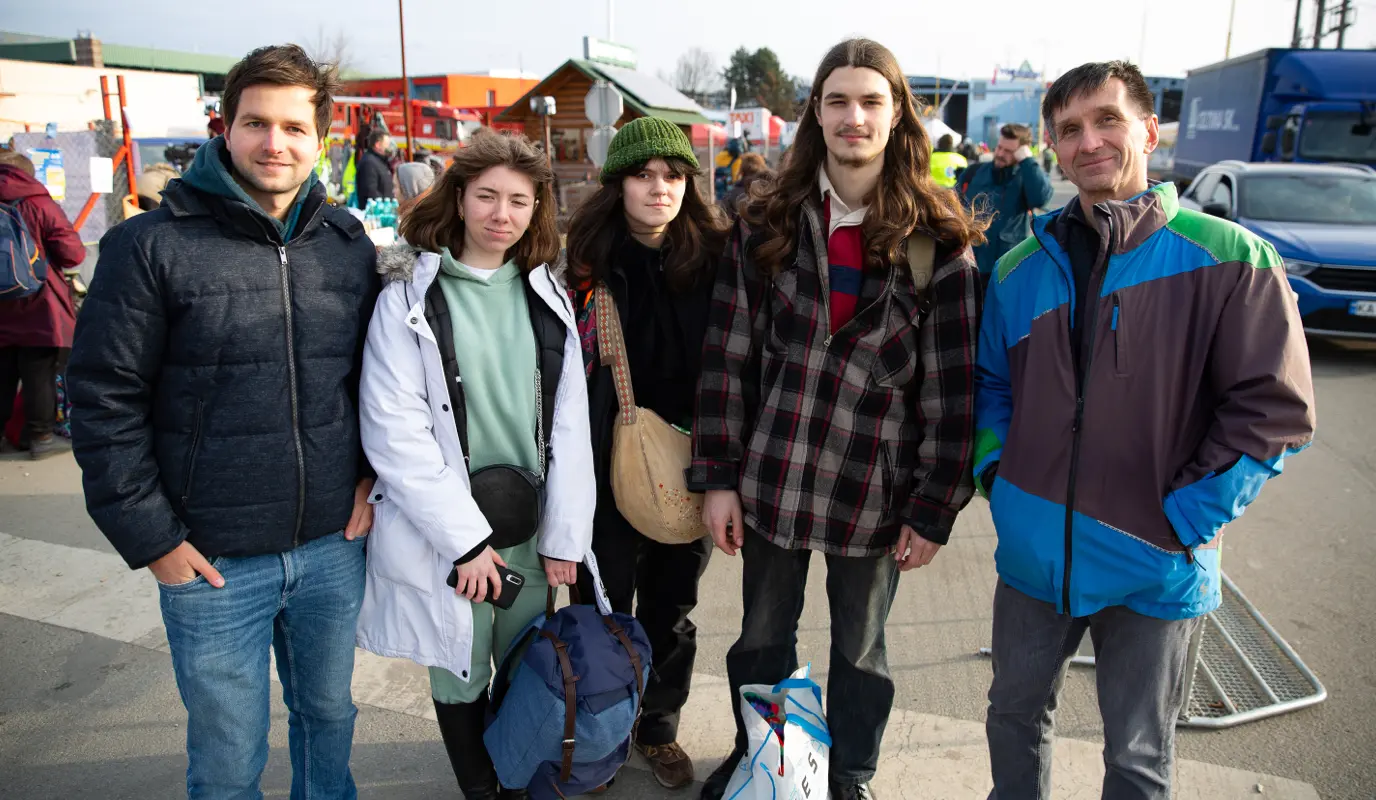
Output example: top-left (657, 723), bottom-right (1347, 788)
top-left (68, 178), bottom-right (380, 569)
top-left (583, 237), bottom-right (714, 536)
top-left (356, 149), bottom-right (394, 207)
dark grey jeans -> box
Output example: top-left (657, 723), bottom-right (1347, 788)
top-left (725, 527), bottom-right (901, 785)
top-left (986, 581), bottom-right (1201, 800)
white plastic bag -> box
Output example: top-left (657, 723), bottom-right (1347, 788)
top-left (723, 665), bottom-right (831, 800)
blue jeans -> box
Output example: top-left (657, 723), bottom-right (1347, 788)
top-left (159, 531), bottom-right (366, 800)
top-left (985, 581), bottom-right (1200, 800)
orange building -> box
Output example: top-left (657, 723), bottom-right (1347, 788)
top-left (342, 71), bottom-right (541, 111)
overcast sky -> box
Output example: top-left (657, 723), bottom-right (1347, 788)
top-left (7, 0), bottom-right (1375, 87)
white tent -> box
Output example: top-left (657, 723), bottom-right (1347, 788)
top-left (921, 116), bottom-right (962, 147)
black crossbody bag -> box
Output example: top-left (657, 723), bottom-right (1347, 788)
top-left (467, 369), bottom-right (547, 550)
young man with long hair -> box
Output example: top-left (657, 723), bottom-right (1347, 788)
top-left (688, 38), bottom-right (986, 800)
top-left (67, 45), bottom-right (380, 797)
top-left (563, 117), bottom-right (730, 790)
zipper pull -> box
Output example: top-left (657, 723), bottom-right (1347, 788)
top-left (278, 246), bottom-right (287, 265)
top-left (1072, 396), bottom-right (1084, 431)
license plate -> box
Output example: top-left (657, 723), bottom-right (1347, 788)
top-left (1351, 300), bottom-right (1376, 318)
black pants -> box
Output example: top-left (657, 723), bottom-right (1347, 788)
top-left (0, 346), bottom-right (60, 441)
top-left (576, 509), bottom-right (713, 746)
top-left (725, 527), bottom-right (901, 785)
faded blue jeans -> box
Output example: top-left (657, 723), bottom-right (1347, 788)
top-left (159, 531), bottom-right (366, 800)
top-left (985, 580), bottom-right (1201, 800)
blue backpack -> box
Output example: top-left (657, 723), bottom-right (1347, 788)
top-left (0, 200), bottom-right (49, 300)
top-left (485, 587), bottom-right (652, 798)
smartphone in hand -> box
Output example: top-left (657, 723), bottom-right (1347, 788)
top-left (447, 564), bottom-right (525, 610)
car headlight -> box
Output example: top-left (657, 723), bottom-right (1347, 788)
top-left (1283, 259), bottom-right (1319, 276)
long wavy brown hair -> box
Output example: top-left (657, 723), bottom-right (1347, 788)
top-left (400, 130), bottom-right (560, 272)
top-left (565, 157), bottom-right (728, 292)
top-left (745, 38), bottom-right (987, 273)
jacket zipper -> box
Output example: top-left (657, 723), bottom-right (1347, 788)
top-left (181, 398), bottom-right (205, 509)
top-left (1061, 214), bottom-right (1112, 616)
top-left (279, 245), bottom-right (307, 546)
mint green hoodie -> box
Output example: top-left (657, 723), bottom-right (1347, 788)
top-left (436, 248), bottom-right (540, 474)
top-left (180, 136), bottom-right (317, 241)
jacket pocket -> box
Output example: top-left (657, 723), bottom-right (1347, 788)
top-left (1111, 293), bottom-right (1129, 378)
top-left (365, 488), bottom-right (435, 596)
top-left (180, 399), bottom-right (205, 510)
top-left (879, 442), bottom-right (894, 521)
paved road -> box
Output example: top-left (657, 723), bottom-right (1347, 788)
top-left (2, 240), bottom-right (1371, 797)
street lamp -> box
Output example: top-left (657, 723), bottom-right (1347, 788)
top-left (398, 0), bottom-right (414, 161)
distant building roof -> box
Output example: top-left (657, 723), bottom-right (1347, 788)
top-left (0, 31), bottom-right (239, 76)
top-left (497, 59), bottom-right (708, 126)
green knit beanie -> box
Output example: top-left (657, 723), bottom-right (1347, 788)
top-left (599, 116), bottom-right (700, 183)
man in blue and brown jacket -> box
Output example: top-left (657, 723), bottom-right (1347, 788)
top-left (974, 61), bottom-right (1315, 799)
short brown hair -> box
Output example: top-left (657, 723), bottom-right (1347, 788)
top-left (1042, 60), bottom-right (1155, 142)
top-left (1000, 123), bottom-right (1033, 146)
top-left (737, 152), bottom-right (767, 181)
top-left (0, 149), bottom-right (36, 177)
top-left (222, 44), bottom-right (339, 140)
top-left (400, 130), bottom-right (560, 272)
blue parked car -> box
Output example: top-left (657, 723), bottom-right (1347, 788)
top-left (1179, 161), bottom-right (1376, 340)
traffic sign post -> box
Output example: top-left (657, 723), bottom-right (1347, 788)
top-left (584, 81), bottom-right (624, 173)
top-left (587, 127), bottom-right (616, 169)
top-left (585, 81), bottom-right (624, 127)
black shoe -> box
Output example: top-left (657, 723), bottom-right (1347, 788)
top-left (699, 749), bottom-right (744, 800)
top-left (433, 696), bottom-right (502, 800)
top-left (499, 790), bottom-right (529, 799)
top-left (831, 783), bottom-right (877, 800)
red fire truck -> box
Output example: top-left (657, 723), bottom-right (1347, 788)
top-left (330, 96), bottom-right (484, 155)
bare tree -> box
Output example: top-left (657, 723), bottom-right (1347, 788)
top-left (303, 26), bottom-right (356, 78)
top-left (665, 48), bottom-right (718, 104)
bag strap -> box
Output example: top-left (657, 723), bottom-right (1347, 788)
top-left (593, 285), bottom-right (638, 425)
top-left (905, 233), bottom-right (936, 293)
top-left (540, 629), bottom-right (580, 783)
top-left (602, 614), bottom-right (646, 744)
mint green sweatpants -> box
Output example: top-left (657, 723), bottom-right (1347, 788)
top-left (429, 536), bottom-right (549, 704)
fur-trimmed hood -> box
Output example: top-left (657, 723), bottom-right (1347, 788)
top-left (377, 242), bottom-right (423, 284)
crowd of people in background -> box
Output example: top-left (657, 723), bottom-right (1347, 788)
top-left (0, 30), bottom-right (1318, 800)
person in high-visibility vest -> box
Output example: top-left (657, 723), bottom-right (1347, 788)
top-left (341, 148), bottom-right (358, 208)
top-left (929, 133), bottom-right (968, 189)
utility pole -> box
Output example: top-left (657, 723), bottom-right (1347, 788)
top-left (1292, 0), bottom-right (1304, 47)
top-left (1313, 0), bottom-right (1327, 48)
top-left (398, 0), bottom-right (414, 161)
top-left (1225, 0), bottom-right (1239, 58)
top-left (1337, 0), bottom-right (1353, 48)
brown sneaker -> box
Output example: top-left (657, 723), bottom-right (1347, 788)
top-left (635, 741), bottom-right (695, 790)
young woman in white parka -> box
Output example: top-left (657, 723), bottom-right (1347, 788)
top-left (355, 131), bottom-right (597, 800)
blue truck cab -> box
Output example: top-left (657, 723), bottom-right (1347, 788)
top-left (1173, 49), bottom-right (1376, 183)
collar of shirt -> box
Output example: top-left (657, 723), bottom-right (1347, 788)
top-left (818, 165), bottom-right (868, 237)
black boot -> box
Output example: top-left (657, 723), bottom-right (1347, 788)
top-left (433, 696), bottom-right (502, 800)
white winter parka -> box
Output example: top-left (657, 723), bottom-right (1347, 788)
top-left (355, 248), bottom-right (605, 680)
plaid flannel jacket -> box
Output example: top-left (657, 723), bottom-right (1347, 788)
top-left (687, 197), bottom-right (980, 555)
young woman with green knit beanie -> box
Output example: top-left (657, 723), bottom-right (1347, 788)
top-left (356, 130), bottom-right (602, 800)
top-left (564, 116), bottom-right (731, 791)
